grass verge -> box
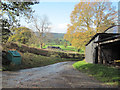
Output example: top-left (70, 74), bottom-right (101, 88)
top-left (73, 60), bottom-right (120, 86)
top-left (2, 52), bottom-right (80, 71)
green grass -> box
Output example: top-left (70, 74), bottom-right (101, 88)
top-left (42, 45), bottom-right (84, 54)
top-left (73, 60), bottom-right (120, 86)
top-left (2, 52), bottom-right (80, 71)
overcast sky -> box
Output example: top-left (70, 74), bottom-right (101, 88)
top-left (20, 1), bottom-right (119, 33)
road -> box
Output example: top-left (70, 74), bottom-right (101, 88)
top-left (2, 61), bottom-right (115, 88)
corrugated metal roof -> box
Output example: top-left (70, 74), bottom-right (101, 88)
top-left (94, 34), bottom-right (120, 43)
top-left (85, 25), bottom-right (120, 46)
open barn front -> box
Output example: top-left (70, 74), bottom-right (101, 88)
top-left (98, 40), bottom-right (120, 66)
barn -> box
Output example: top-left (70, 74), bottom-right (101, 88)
top-left (85, 25), bottom-right (120, 64)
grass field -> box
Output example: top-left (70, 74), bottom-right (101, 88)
top-left (42, 45), bottom-right (84, 54)
top-left (73, 60), bottom-right (120, 86)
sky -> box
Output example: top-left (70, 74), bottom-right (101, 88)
top-left (20, 2), bottom-right (78, 33)
top-left (20, 1), bottom-right (119, 33)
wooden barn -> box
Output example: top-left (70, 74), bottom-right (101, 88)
top-left (85, 25), bottom-right (120, 65)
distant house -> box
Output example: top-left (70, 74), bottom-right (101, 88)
top-left (85, 25), bottom-right (120, 64)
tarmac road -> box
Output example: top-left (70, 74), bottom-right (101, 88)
top-left (2, 61), bottom-right (116, 88)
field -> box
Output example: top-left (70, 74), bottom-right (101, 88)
top-left (73, 60), bottom-right (120, 86)
top-left (42, 45), bottom-right (84, 54)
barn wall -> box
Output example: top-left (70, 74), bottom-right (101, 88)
top-left (85, 42), bottom-right (93, 63)
top-left (85, 35), bottom-right (99, 63)
top-left (85, 40), bottom-right (97, 63)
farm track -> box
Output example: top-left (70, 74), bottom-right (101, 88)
top-left (2, 61), bottom-right (117, 88)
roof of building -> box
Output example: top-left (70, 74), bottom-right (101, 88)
top-left (104, 25), bottom-right (120, 33)
top-left (85, 25), bottom-right (120, 46)
top-left (94, 34), bottom-right (120, 43)
top-left (85, 33), bottom-right (120, 46)
top-left (85, 33), bottom-right (102, 46)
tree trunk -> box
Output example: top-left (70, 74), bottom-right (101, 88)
top-left (40, 43), bottom-right (42, 49)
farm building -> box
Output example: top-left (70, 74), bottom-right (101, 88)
top-left (85, 25), bottom-right (120, 64)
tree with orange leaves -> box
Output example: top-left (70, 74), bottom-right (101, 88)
top-left (64, 2), bottom-right (117, 50)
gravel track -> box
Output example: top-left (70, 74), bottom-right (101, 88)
top-left (2, 61), bottom-right (116, 88)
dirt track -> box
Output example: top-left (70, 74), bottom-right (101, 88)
top-left (2, 61), bottom-right (116, 88)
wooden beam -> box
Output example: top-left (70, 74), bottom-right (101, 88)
top-left (99, 38), bottom-right (120, 45)
top-left (98, 43), bottom-right (101, 64)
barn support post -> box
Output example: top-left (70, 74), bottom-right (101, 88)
top-left (98, 43), bottom-right (103, 64)
top-left (100, 47), bottom-right (104, 64)
top-left (98, 43), bottom-right (100, 64)
top-left (101, 48), bottom-right (107, 64)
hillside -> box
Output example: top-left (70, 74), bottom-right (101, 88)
top-left (34, 32), bottom-right (65, 39)
top-left (51, 33), bottom-right (65, 39)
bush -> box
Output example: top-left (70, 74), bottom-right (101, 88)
top-left (2, 51), bottom-right (11, 65)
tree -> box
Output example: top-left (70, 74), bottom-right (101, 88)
top-left (8, 27), bottom-right (33, 44)
top-left (64, 2), bottom-right (117, 50)
top-left (1, 1), bottom-right (39, 43)
top-left (93, 2), bottom-right (117, 32)
top-left (32, 16), bottom-right (51, 48)
top-left (64, 42), bottom-right (67, 48)
top-left (1, 19), bottom-right (11, 43)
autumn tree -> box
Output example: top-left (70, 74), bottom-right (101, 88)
top-left (64, 2), bottom-right (117, 50)
top-left (93, 2), bottom-right (117, 32)
top-left (1, 1), bottom-right (39, 43)
top-left (32, 16), bottom-right (51, 48)
top-left (8, 27), bottom-right (33, 44)
top-left (64, 42), bottom-right (67, 48)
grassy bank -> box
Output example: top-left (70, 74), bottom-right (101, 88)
top-left (5, 42), bottom-right (84, 59)
top-left (2, 52), bottom-right (80, 71)
top-left (73, 60), bottom-right (120, 86)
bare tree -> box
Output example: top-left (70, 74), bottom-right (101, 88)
top-left (32, 15), bottom-right (51, 48)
